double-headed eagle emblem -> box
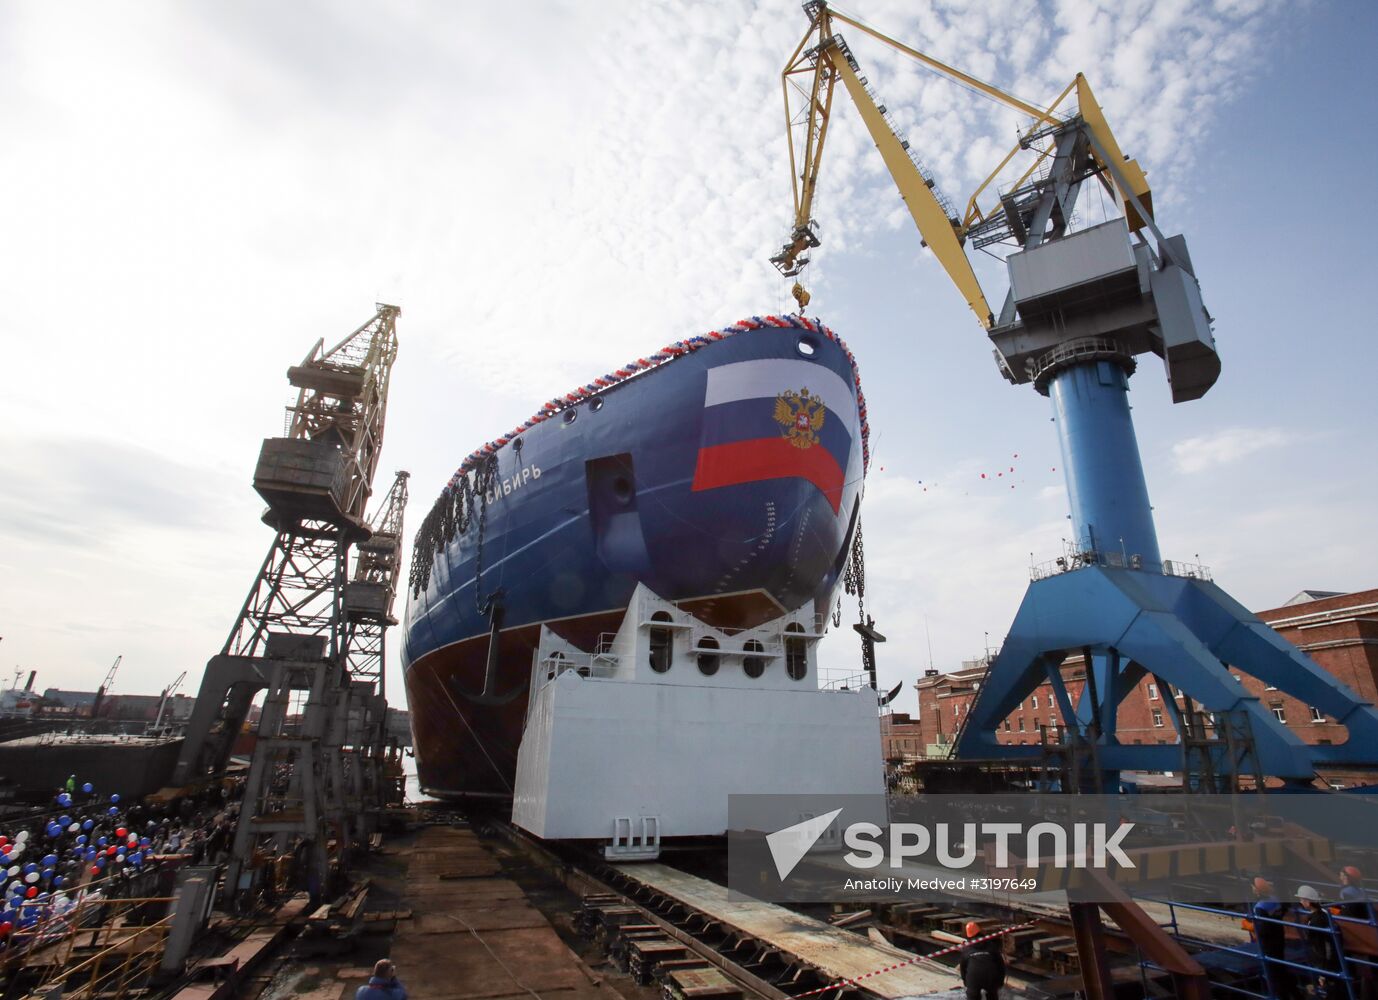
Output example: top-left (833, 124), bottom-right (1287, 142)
top-left (773, 388), bottom-right (825, 449)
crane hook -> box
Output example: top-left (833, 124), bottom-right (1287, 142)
top-left (791, 282), bottom-right (811, 312)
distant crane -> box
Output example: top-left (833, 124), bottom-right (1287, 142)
top-left (152, 670), bottom-right (187, 730)
top-left (90, 655), bottom-right (122, 718)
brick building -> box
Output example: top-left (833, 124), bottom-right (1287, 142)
top-left (895, 587), bottom-right (1378, 787)
top-left (880, 711), bottom-right (925, 762)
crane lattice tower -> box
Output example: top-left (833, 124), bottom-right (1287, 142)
top-left (170, 303), bottom-right (400, 900)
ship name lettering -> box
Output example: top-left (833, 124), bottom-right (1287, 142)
top-left (486, 465), bottom-right (541, 504)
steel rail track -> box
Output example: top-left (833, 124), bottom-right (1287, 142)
top-left (483, 816), bottom-right (879, 1000)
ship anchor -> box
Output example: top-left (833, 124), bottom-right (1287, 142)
top-left (457, 593), bottom-right (525, 706)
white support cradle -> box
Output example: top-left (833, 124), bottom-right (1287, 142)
top-left (512, 584), bottom-right (886, 858)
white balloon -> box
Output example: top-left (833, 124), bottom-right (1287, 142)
top-left (14, 832), bottom-right (27, 843)
top-left (5, 867), bottom-right (16, 878)
top-left (67, 824), bottom-right (79, 834)
top-left (23, 873), bottom-right (37, 885)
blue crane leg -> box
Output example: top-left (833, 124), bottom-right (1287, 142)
top-left (1049, 361), bottom-right (1162, 572)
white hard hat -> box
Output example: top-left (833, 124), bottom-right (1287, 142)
top-left (1296, 885), bottom-right (1321, 902)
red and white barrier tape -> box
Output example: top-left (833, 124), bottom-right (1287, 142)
top-left (789, 919), bottom-right (1041, 999)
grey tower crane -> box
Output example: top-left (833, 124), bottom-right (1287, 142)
top-left (170, 304), bottom-right (400, 902)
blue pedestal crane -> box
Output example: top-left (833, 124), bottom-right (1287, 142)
top-left (774, 0), bottom-right (1378, 788)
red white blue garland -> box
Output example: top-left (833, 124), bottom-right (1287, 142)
top-left (447, 313), bottom-right (869, 483)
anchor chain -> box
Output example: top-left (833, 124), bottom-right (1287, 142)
top-left (408, 453), bottom-right (499, 599)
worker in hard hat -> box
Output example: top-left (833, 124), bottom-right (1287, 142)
top-left (1251, 877), bottom-right (1299, 1000)
top-left (1340, 866), bottom-right (1370, 921)
top-left (1297, 885), bottom-right (1339, 997)
top-left (958, 922), bottom-right (1005, 1000)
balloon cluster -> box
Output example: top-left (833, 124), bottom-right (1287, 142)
top-left (0, 780), bottom-right (151, 949)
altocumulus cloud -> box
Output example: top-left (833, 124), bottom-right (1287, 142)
top-left (1171, 427), bottom-right (1296, 475)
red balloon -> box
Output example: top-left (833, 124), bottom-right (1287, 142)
top-left (24, 887), bottom-right (36, 898)
top-left (0, 921), bottom-right (10, 934)
top-left (90, 866), bottom-right (100, 875)
top-left (106, 846), bottom-right (117, 857)
top-left (0, 836), bottom-right (8, 846)
top-left (115, 828), bottom-right (127, 839)
top-left (980, 473), bottom-right (986, 479)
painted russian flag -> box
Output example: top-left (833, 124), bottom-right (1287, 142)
top-left (691, 359), bottom-right (856, 514)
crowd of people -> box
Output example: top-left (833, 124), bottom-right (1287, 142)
top-left (0, 773), bottom-right (244, 958)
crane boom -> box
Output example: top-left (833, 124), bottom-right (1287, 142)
top-left (824, 40), bottom-right (992, 328)
top-left (772, 1), bottom-right (1158, 334)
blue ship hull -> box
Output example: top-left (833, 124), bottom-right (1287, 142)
top-left (403, 316), bottom-right (867, 797)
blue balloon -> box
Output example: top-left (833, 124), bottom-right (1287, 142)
top-left (75, 836), bottom-right (86, 847)
top-left (84, 850), bottom-right (95, 861)
top-left (52, 877), bottom-right (63, 888)
top-left (40, 869), bottom-right (52, 880)
top-left (22, 865), bottom-right (36, 876)
top-left (58, 816), bottom-right (70, 827)
top-left (139, 837), bottom-right (149, 846)
top-left (96, 838), bottom-right (107, 847)
top-left (110, 794), bottom-right (119, 804)
top-left (81, 820), bottom-right (93, 831)
top-left (45, 825), bottom-right (59, 838)
top-left (95, 857), bottom-right (105, 869)
top-left (81, 783), bottom-right (92, 793)
top-left (107, 807), bottom-right (118, 816)
top-left (41, 855), bottom-right (56, 869)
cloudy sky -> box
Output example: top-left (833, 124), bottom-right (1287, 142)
top-left (2, 0), bottom-right (1374, 710)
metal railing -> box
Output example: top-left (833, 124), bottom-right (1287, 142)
top-left (1138, 891), bottom-right (1378, 1000)
top-left (1030, 549), bottom-right (1212, 582)
top-left (819, 668), bottom-right (872, 691)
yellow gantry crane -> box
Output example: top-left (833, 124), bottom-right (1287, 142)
top-left (772, 0), bottom-right (1153, 334)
